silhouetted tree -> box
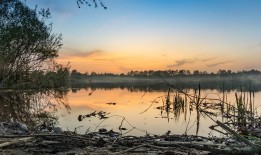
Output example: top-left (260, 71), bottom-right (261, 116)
top-left (90, 71), bottom-right (97, 76)
top-left (193, 70), bottom-right (200, 75)
top-left (0, 0), bottom-right (69, 88)
top-left (178, 69), bottom-right (186, 75)
top-left (218, 69), bottom-right (227, 75)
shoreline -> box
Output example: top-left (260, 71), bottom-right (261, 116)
top-left (1, 121), bottom-right (261, 155)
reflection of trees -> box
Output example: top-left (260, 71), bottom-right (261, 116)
top-left (149, 84), bottom-right (261, 137)
top-left (0, 89), bottom-right (70, 129)
top-left (69, 74), bottom-right (261, 92)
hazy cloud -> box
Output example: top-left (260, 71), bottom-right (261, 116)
top-left (60, 48), bottom-right (130, 63)
top-left (93, 55), bottom-right (131, 62)
top-left (207, 60), bottom-right (232, 67)
top-left (167, 59), bottom-right (196, 68)
top-left (70, 50), bottom-right (103, 57)
top-left (201, 57), bottom-right (217, 62)
top-left (162, 54), bottom-right (167, 57)
top-left (60, 48), bottom-right (103, 59)
top-left (167, 57), bottom-right (217, 68)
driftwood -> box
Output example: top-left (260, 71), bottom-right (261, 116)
top-left (41, 140), bottom-right (60, 144)
top-left (154, 141), bottom-right (227, 147)
top-left (0, 137), bottom-right (34, 148)
top-left (0, 133), bottom-right (91, 154)
top-left (216, 121), bottom-right (258, 147)
top-left (1, 123), bottom-right (261, 155)
top-left (155, 140), bottom-right (260, 155)
top-left (110, 143), bottom-right (192, 155)
top-left (110, 144), bottom-right (147, 155)
top-left (0, 134), bottom-right (90, 141)
top-left (216, 120), bottom-right (261, 153)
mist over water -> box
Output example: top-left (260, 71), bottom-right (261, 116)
top-left (1, 81), bottom-right (261, 137)
top-left (70, 73), bottom-right (261, 92)
top-left (58, 84), bottom-right (261, 137)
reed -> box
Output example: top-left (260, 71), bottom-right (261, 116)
top-left (160, 81), bottom-right (261, 138)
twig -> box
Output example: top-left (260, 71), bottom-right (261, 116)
top-left (110, 144), bottom-right (147, 155)
top-left (94, 115), bottom-right (148, 135)
top-left (140, 96), bottom-right (163, 114)
top-left (146, 144), bottom-right (188, 155)
top-left (41, 140), bottom-right (60, 144)
top-left (140, 88), bottom-right (150, 98)
top-left (74, 125), bottom-right (83, 133)
top-left (154, 141), bottom-right (226, 147)
top-left (119, 117), bottom-right (125, 135)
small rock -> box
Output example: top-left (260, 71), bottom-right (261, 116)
top-left (95, 137), bottom-right (106, 147)
top-left (53, 127), bottom-right (63, 134)
top-left (15, 122), bottom-right (28, 132)
top-left (99, 128), bottom-right (107, 133)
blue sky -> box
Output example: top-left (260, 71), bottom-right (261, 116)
top-left (26, 0), bottom-right (261, 73)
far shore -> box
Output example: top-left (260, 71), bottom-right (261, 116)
top-left (69, 74), bottom-right (261, 91)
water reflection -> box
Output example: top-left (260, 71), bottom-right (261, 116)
top-left (0, 90), bottom-right (70, 129)
top-left (70, 79), bottom-right (261, 92)
top-left (1, 85), bottom-right (261, 137)
top-left (148, 85), bottom-right (261, 137)
top-left (59, 85), bottom-right (261, 137)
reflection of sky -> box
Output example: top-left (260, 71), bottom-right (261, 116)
top-left (57, 88), bottom-right (261, 136)
top-left (26, 0), bottom-right (261, 73)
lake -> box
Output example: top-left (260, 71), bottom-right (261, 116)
top-left (1, 84), bottom-right (260, 137)
top-left (57, 86), bottom-right (261, 137)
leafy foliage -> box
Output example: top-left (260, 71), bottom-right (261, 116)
top-left (76, 0), bottom-right (107, 9)
top-left (0, 0), bottom-right (69, 88)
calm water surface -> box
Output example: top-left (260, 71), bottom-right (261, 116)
top-left (57, 88), bottom-right (261, 137)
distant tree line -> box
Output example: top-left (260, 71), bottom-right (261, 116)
top-left (69, 69), bottom-right (261, 92)
top-left (70, 69), bottom-right (261, 79)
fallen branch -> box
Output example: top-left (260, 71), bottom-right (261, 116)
top-left (41, 140), bottom-right (60, 144)
top-left (154, 140), bottom-right (256, 155)
top-left (146, 144), bottom-right (188, 155)
top-left (110, 143), bottom-right (188, 155)
top-left (110, 144), bottom-right (147, 155)
top-left (0, 134), bottom-right (77, 138)
top-left (216, 120), bottom-right (261, 151)
top-left (154, 141), bottom-right (226, 148)
top-left (0, 134), bottom-right (90, 141)
top-left (0, 137), bottom-right (34, 148)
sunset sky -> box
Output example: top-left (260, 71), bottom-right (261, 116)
top-left (27, 0), bottom-right (261, 74)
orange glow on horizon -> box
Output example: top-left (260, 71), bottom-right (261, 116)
top-left (56, 46), bottom-right (261, 74)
